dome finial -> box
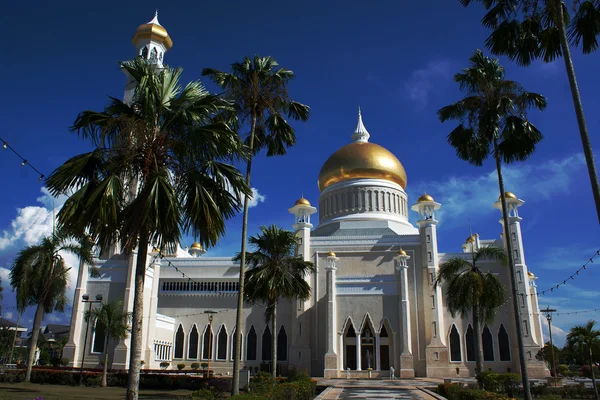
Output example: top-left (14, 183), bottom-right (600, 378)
top-left (148, 10), bottom-right (162, 26)
top-left (352, 107), bottom-right (370, 143)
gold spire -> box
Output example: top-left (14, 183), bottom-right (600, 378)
top-left (132, 12), bottom-right (173, 50)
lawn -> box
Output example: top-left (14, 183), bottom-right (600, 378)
top-left (0, 382), bottom-right (194, 399)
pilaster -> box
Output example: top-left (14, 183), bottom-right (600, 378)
top-left (144, 257), bottom-right (161, 367)
top-left (112, 249), bottom-right (139, 369)
top-left (62, 259), bottom-right (90, 367)
top-left (323, 251), bottom-right (338, 378)
top-left (394, 250), bottom-right (414, 378)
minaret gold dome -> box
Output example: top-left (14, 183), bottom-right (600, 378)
top-left (132, 12), bottom-right (173, 50)
top-left (318, 110), bottom-right (407, 192)
top-left (190, 242), bottom-right (203, 250)
top-left (327, 250), bottom-right (336, 257)
top-left (294, 197), bottom-right (311, 206)
top-left (417, 194), bottom-right (434, 203)
top-left (498, 191), bottom-right (517, 201)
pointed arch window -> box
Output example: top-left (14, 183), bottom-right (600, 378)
top-left (174, 325), bottom-right (185, 359)
top-left (141, 46), bottom-right (148, 58)
top-left (498, 324), bottom-right (511, 361)
top-left (482, 326), bottom-right (494, 361)
top-left (150, 47), bottom-right (158, 63)
top-left (188, 325), bottom-right (199, 359)
top-left (465, 325), bottom-right (475, 362)
top-left (202, 325), bottom-right (213, 360)
top-left (449, 325), bottom-right (461, 362)
top-left (277, 326), bottom-right (287, 361)
top-left (262, 326), bottom-right (272, 361)
top-left (246, 326), bottom-right (257, 361)
top-left (217, 325), bottom-right (228, 360)
top-left (92, 319), bottom-right (106, 353)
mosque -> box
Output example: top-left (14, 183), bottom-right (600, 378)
top-left (62, 13), bottom-right (547, 379)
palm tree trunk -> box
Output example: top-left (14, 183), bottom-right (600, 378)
top-left (232, 114), bottom-right (257, 396)
top-left (473, 297), bottom-right (484, 379)
top-left (102, 334), bottom-right (109, 387)
top-left (494, 138), bottom-right (532, 400)
top-left (271, 302), bottom-right (278, 381)
top-left (25, 304), bottom-right (45, 382)
top-left (590, 347), bottom-right (599, 400)
top-left (126, 230), bottom-right (150, 400)
top-left (553, 0), bottom-right (600, 224)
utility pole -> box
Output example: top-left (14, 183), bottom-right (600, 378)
top-left (541, 307), bottom-right (557, 387)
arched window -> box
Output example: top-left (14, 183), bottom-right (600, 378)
top-left (150, 47), bottom-right (158, 63)
top-left (277, 326), bottom-right (287, 361)
top-left (231, 328), bottom-right (242, 361)
top-left (174, 325), bottom-right (184, 359)
top-left (498, 324), bottom-right (511, 361)
top-left (262, 326), bottom-right (272, 361)
top-left (202, 325), bottom-right (213, 360)
top-left (188, 325), bottom-right (199, 359)
top-left (449, 325), bottom-right (461, 362)
top-left (141, 46), bottom-right (148, 58)
top-left (246, 326), bottom-right (257, 361)
top-left (466, 325), bottom-right (475, 362)
top-left (482, 326), bottom-right (494, 361)
top-left (217, 325), bottom-right (227, 360)
top-left (92, 319), bottom-right (106, 353)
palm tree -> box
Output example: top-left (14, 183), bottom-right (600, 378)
top-left (566, 320), bottom-right (600, 400)
top-left (202, 55), bottom-right (310, 394)
top-left (438, 50), bottom-right (546, 400)
top-left (84, 300), bottom-right (130, 387)
top-left (235, 225), bottom-right (315, 380)
top-left (9, 230), bottom-right (94, 382)
top-left (45, 57), bottom-right (250, 400)
top-left (460, 0), bottom-right (600, 223)
top-left (435, 244), bottom-right (507, 379)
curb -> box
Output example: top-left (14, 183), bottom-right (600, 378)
top-left (314, 386), bottom-right (334, 399)
top-left (417, 387), bottom-right (447, 400)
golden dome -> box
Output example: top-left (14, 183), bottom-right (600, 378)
top-left (417, 194), bottom-right (434, 203)
top-left (465, 235), bottom-right (476, 243)
top-left (397, 249), bottom-right (407, 256)
top-left (498, 191), bottom-right (517, 201)
top-left (318, 142), bottom-right (407, 191)
top-left (132, 13), bottom-right (173, 51)
top-left (190, 242), bottom-right (203, 250)
top-left (326, 250), bottom-right (336, 257)
top-left (294, 197), bottom-right (311, 207)
top-left (527, 271), bottom-right (534, 277)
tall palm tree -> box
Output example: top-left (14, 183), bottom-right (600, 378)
top-left (460, 0), bottom-right (600, 223)
top-left (566, 320), bottom-right (600, 400)
top-left (438, 50), bottom-right (546, 400)
top-left (202, 55), bottom-right (310, 394)
top-left (435, 244), bottom-right (507, 379)
top-left (45, 57), bottom-right (250, 400)
top-left (9, 230), bottom-right (95, 382)
top-left (84, 300), bottom-right (130, 387)
top-left (235, 225), bottom-right (315, 380)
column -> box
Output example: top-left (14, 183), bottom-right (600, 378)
top-left (375, 334), bottom-right (381, 371)
top-left (356, 334), bottom-right (362, 371)
top-left (112, 250), bottom-right (139, 369)
top-left (62, 259), bottom-right (90, 367)
top-left (144, 258), bottom-right (161, 366)
top-left (324, 251), bottom-right (339, 377)
top-left (394, 250), bottom-right (415, 378)
top-left (338, 333), bottom-right (344, 370)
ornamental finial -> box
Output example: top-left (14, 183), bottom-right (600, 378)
top-left (149, 10), bottom-right (161, 25)
top-left (352, 107), bottom-right (370, 143)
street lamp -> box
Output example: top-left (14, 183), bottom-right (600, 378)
top-left (79, 294), bottom-right (103, 385)
top-left (541, 307), bottom-right (558, 387)
top-left (204, 310), bottom-right (217, 377)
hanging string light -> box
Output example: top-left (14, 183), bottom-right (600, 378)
top-left (1, 137), bottom-right (45, 181)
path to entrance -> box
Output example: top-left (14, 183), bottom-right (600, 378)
top-left (315, 378), bottom-right (443, 400)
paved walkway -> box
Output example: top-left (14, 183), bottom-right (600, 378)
top-left (319, 387), bottom-right (426, 399)
top-left (315, 379), bottom-right (442, 400)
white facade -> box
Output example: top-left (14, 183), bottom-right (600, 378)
top-left (62, 14), bottom-right (547, 379)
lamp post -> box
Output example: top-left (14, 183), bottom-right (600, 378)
top-left (204, 310), bottom-right (217, 377)
top-left (541, 307), bottom-right (558, 387)
top-left (79, 294), bottom-right (103, 385)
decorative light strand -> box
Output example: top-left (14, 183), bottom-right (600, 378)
top-left (554, 308), bottom-right (600, 316)
top-left (534, 249), bottom-right (600, 297)
top-left (0, 137), bottom-right (46, 181)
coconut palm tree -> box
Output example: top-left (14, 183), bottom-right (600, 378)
top-left (202, 55), bottom-right (310, 394)
top-left (45, 57), bottom-right (250, 400)
top-left (437, 49), bottom-right (546, 400)
top-left (566, 320), bottom-right (600, 400)
top-left (435, 243), bottom-right (507, 378)
top-left (9, 230), bottom-right (95, 382)
top-left (84, 300), bottom-right (130, 387)
top-left (460, 0), bottom-right (600, 223)
top-left (235, 225), bottom-right (315, 380)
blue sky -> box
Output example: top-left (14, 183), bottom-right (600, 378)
top-left (1, 0), bottom-right (599, 346)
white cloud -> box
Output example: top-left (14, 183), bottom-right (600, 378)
top-left (404, 60), bottom-right (452, 108)
top-left (247, 188), bottom-right (266, 208)
top-left (4, 311), bottom-right (13, 319)
top-left (534, 245), bottom-right (599, 271)
top-left (542, 322), bottom-right (567, 346)
top-left (412, 152), bottom-right (585, 227)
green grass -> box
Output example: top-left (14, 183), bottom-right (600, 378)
top-left (0, 382), bottom-right (194, 399)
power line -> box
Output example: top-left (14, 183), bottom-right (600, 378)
top-left (1, 137), bottom-right (46, 181)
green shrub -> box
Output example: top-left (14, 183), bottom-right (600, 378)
top-left (496, 373), bottom-right (520, 397)
top-left (160, 361), bottom-right (170, 369)
top-left (191, 362), bottom-right (200, 370)
top-left (177, 363), bottom-right (186, 370)
top-left (60, 358), bottom-right (70, 367)
top-left (201, 362), bottom-right (208, 369)
top-left (191, 388), bottom-right (215, 400)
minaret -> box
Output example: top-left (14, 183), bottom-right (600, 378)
top-left (288, 197), bottom-right (317, 374)
top-left (324, 250), bottom-right (339, 378)
top-left (411, 194), bottom-right (447, 377)
top-left (351, 107), bottom-right (370, 143)
top-left (394, 249), bottom-right (415, 378)
top-left (493, 192), bottom-right (545, 373)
